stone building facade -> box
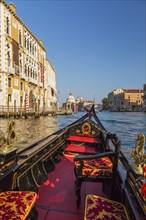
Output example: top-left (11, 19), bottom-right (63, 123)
top-left (0, 1), bottom-right (57, 113)
top-left (108, 88), bottom-right (144, 111)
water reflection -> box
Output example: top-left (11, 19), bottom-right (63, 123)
top-left (0, 116), bottom-right (59, 149)
top-left (0, 111), bottom-right (145, 155)
top-left (98, 111), bottom-right (146, 156)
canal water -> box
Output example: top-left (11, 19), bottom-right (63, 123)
top-left (0, 111), bottom-right (146, 158)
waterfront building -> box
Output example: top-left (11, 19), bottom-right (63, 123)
top-left (143, 84), bottom-right (146, 112)
top-left (45, 59), bottom-right (57, 112)
top-left (0, 1), bottom-right (57, 114)
top-left (62, 95), bottom-right (99, 113)
top-left (84, 100), bottom-right (98, 109)
top-left (76, 96), bottom-right (84, 112)
top-left (108, 88), bottom-right (144, 111)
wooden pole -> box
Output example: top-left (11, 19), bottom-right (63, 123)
top-left (20, 97), bottom-right (22, 118)
top-left (14, 100), bottom-right (16, 118)
top-left (7, 96), bottom-right (10, 117)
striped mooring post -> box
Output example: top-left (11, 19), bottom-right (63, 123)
top-left (25, 94), bottom-right (28, 119)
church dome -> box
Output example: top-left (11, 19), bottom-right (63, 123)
top-left (66, 93), bottom-right (75, 103)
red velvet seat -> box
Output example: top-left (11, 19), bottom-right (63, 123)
top-left (74, 133), bottom-right (120, 207)
top-left (0, 191), bottom-right (37, 220)
top-left (65, 144), bottom-right (97, 155)
top-left (84, 194), bottom-right (129, 220)
top-left (67, 135), bottom-right (99, 144)
top-left (75, 157), bottom-right (113, 176)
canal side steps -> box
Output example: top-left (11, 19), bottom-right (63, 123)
top-left (0, 191), bottom-right (38, 220)
top-left (84, 194), bottom-right (129, 220)
top-left (65, 135), bottom-right (100, 154)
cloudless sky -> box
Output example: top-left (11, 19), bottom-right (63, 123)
top-left (7, 0), bottom-right (146, 104)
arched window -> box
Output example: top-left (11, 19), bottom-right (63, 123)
top-left (30, 68), bottom-right (33, 78)
top-left (8, 77), bottom-right (11, 87)
top-left (19, 30), bottom-right (22, 45)
top-left (7, 44), bottom-right (11, 67)
top-left (25, 64), bottom-right (27, 75)
top-left (28, 66), bottom-right (30, 77)
top-left (30, 42), bottom-right (32, 52)
top-left (6, 17), bottom-right (9, 34)
top-left (7, 51), bottom-right (11, 67)
top-left (24, 36), bottom-right (27, 48)
top-left (32, 44), bottom-right (34, 55)
top-left (27, 39), bottom-right (29, 50)
top-left (20, 59), bottom-right (22, 73)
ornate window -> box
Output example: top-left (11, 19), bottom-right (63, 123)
top-left (6, 17), bottom-right (9, 34)
top-left (25, 64), bottom-right (27, 75)
top-left (30, 42), bottom-right (32, 52)
top-left (28, 66), bottom-right (30, 77)
top-left (19, 59), bottom-right (22, 73)
top-left (20, 82), bottom-right (23, 91)
top-left (8, 77), bottom-right (11, 87)
top-left (7, 51), bottom-right (11, 67)
top-left (27, 39), bottom-right (29, 50)
top-left (19, 30), bottom-right (22, 45)
top-left (7, 44), bottom-right (11, 67)
top-left (24, 36), bottom-right (27, 48)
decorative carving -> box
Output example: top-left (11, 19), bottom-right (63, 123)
top-left (0, 121), bottom-right (16, 152)
top-left (76, 129), bottom-right (80, 134)
top-left (82, 122), bottom-right (91, 135)
top-left (130, 133), bottom-right (146, 173)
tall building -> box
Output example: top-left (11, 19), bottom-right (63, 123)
top-left (45, 59), bottom-right (56, 111)
top-left (108, 88), bottom-right (144, 111)
top-left (0, 1), bottom-right (57, 113)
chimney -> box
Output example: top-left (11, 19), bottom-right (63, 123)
top-left (9, 3), bottom-right (16, 14)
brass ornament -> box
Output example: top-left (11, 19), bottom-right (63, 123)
top-left (130, 133), bottom-right (146, 173)
top-left (76, 129), bottom-right (80, 134)
top-left (0, 121), bottom-right (17, 153)
top-left (82, 122), bottom-right (91, 135)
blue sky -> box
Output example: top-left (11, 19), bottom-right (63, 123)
top-left (7, 0), bottom-right (145, 104)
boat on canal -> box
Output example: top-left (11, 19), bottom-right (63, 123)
top-left (0, 105), bottom-right (145, 220)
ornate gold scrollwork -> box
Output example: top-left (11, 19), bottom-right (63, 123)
top-left (76, 129), bottom-right (80, 134)
top-left (82, 122), bottom-right (91, 135)
top-left (0, 121), bottom-right (16, 153)
top-left (130, 133), bottom-right (146, 173)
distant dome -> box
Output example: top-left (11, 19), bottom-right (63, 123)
top-left (66, 93), bottom-right (75, 103)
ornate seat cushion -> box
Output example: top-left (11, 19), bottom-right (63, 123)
top-left (0, 191), bottom-right (37, 220)
top-left (84, 194), bottom-right (129, 220)
top-left (75, 157), bottom-right (113, 176)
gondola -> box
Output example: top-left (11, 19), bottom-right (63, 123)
top-left (0, 105), bottom-right (145, 220)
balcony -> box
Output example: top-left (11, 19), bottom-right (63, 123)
top-left (7, 67), bottom-right (15, 75)
top-left (28, 77), bottom-right (38, 85)
top-left (19, 72), bottom-right (28, 80)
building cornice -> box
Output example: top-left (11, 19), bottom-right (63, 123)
top-left (0, 0), bottom-right (46, 52)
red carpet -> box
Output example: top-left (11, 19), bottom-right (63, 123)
top-left (36, 155), bottom-right (105, 220)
